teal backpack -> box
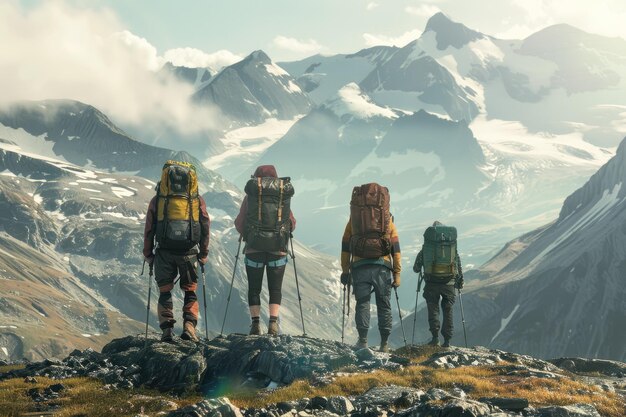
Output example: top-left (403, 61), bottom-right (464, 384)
top-left (422, 224), bottom-right (458, 279)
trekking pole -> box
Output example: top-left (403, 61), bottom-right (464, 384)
top-left (411, 272), bottom-right (423, 345)
top-left (220, 236), bottom-right (242, 337)
top-left (200, 263), bottom-right (209, 340)
top-left (458, 289), bottom-right (468, 348)
top-left (289, 234), bottom-right (307, 337)
top-left (394, 287), bottom-right (408, 347)
top-left (144, 260), bottom-right (153, 348)
top-left (341, 284), bottom-right (346, 344)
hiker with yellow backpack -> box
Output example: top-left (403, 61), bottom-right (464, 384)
top-left (143, 161), bottom-right (211, 343)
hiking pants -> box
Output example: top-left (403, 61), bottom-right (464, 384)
top-left (245, 252), bottom-right (287, 306)
top-left (154, 249), bottom-right (199, 329)
top-left (352, 264), bottom-right (393, 337)
top-left (423, 281), bottom-right (456, 340)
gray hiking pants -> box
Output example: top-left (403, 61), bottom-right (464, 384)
top-left (423, 281), bottom-right (456, 340)
top-left (352, 264), bottom-right (393, 337)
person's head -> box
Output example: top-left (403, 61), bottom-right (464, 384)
top-left (433, 220), bottom-right (442, 227)
top-left (252, 165), bottom-right (278, 178)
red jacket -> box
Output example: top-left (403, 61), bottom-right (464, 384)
top-left (234, 165), bottom-right (296, 253)
top-left (143, 195), bottom-right (211, 258)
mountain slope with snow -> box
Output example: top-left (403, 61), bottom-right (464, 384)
top-left (0, 103), bottom-right (348, 359)
top-left (396, 136), bottom-right (626, 361)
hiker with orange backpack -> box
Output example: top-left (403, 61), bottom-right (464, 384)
top-left (340, 183), bottom-right (402, 352)
top-left (235, 165), bottom-right (296, 336)
top-left (143, 161), bottom-right (211, 343)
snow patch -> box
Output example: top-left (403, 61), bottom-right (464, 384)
top-left (111, 186), bottom-right (135, 198)
top-left (265, 63), bottom-right (289, 77)
top-left (491, 304), bottom-right (520, 343)
top-left (327, 83), bottom-right (397, 120)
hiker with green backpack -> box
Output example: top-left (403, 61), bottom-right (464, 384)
top-left (235, 165), bottom-right (296, 336)
top-left (341, 183), bottom-right (402, 353)
top-left (413, 221), bottom-right (463, 347)
top-left (143, 160), bottom-right (211, 343)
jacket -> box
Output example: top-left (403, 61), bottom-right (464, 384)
top-left (143, 195), bottom-right (211, 258)
top-left (234, 165), bottom-right (296, 255)
top-left (340, 218), bottom-right (401, 280)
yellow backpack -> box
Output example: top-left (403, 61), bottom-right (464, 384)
top-left (155, 160), bottom-right (201, 251)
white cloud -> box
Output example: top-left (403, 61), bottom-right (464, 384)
top-left (0, 2), bottom-right (223, 136)
top-left (366, 2), bottom-right (379, 11)
top-left (363, 29), bottom-right (422, 47)
top-left (163, 48), bottom-right (242, 71)
top-left (405, 4), bottom-right (441, 18)
top-left (272, 36), bottom-right (324, 54)
top-left (507, 0), bottom-right (626, 40)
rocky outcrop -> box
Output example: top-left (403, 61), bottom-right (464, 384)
top-left (1, 335), bottom-right (406, 392)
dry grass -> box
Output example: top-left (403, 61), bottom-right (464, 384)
top-left (0, 376), bottom-right (202, 417)
top-left (231, 364), bottom-right (626, 417)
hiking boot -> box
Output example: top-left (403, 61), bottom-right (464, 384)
top-left (442, 339), bottom-right (451, 348)
top-left (354, 338), bottom-right (368, 350)
top-left (181, 321), bottom-right (199, 342)
top-left (428, 336), bottom-right (440, 346)
top-left (249, 320), bottom-right (262, 335)
top-left (161, 327), bottom-right (174, 342)
top-left (267, 319), bottom-right (279, 336)
top-left (379, 341), bottom-right (390, 353)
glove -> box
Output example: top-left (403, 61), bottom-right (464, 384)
top-left (454, 277), bottom-right (464, 290)
top-left (392, 274), bottom-right (401, 288)
top-left (197, 254), bottom-right (208, 265)
top-left (340, 272), bottom-right (351, 286)
top-left (413, 264), bottom-right (421, 274)
top-left (145, 255), bottom-right (154, 267)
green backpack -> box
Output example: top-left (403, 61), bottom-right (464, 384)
top-left (422, 224), bottom-right (458, 279)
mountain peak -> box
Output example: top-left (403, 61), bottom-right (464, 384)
top-left (423, 12), bottom-right (484, 50)
top-left (247, 50), bottom-right (272, 64)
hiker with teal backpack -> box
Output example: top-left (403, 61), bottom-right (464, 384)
top-left (234, 165), bottom-right (296, 336)
top-left (413, 221), bottom-right (463, 347)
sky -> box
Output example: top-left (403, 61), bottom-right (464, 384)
top-left (3, 0), bottom-right (626, 136)
top-left (17, 0), bottom-right (626, 62)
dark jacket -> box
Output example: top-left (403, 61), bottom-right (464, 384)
top-left (413, 249), bottom-right (463, 285)
top-left (234, 165), bottom-right (296, 255)
top-left (143, 195), bottom-right (211, 259)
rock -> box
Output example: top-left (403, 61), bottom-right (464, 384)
top-left (48, 383), bottom-right (66, 392)
top-left (549, 358), bottom-right (626, 378)
top-left (397, 399), bottom-right (495, 417)
top-left (0, 360), bottom-right (8, 366)
top-left (600, 383), bottom-right (615, 393)
top-left (425, 387), bottom-right (451, 401)
top-left (310, 397), bottom-right (328, 410)
top-left (24, 376), bottom-right (38, 383)
top-left (478, 397), bottom-right (529, 412)
top-left (450, 388), bottom-right (467, 399)
top-left (325, 396), bottom-right (354, 415)
top-left (276, 401), bottom-right (298, 413)
top-left (168, 397), bottom-right (243, 417)
top-left (353, 386), bottom-right (425, 408)
top-left (535, 403), bottom-right (601, 417)
top-left (423, 347), bottom-right (560, 372)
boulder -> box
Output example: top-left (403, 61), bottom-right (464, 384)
top-left (478, 397), bottom-right (528, 412)
top-left (549, 358), bottom-right (626, 378)
top-left (352, 386), bottom-right (425, 408)
top-left (168, 397), bottom-right (243, 417)
top-left (535, 403), bottom-right (601, 417)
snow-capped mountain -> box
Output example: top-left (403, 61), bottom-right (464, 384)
top-left (159, 62), bottom-right (214, 89)
top-left (279, 46), bottom-right (398, 104)
top-left (394, 136), bottom-right (626, 361)
top-left (0, 102), bottom-right (346, 360)
top-left (194, 50), bottom-right (313, 127)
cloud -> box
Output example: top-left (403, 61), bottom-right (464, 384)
top-left (363, 29), bottom-right (422, 47)
top-left (0, 2), bottom-right (224, 136)
top-left (272, 36), bottom-right (324, 54)
top-left (366, 2), bottom-right (379, 11)
top-left (163, 48), bottom-right (242, 71)
top-left (405, 4), bottom-right (441, 17)
top-left (507, 0), bottom-right (626, 40)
